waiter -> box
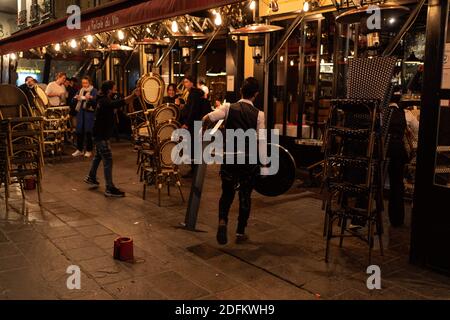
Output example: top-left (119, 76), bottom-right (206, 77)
top-left (202, 77), bottom-right (265, 245)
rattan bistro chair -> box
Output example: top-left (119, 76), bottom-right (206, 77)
top-left (0, 85), bottom-right (44, 209)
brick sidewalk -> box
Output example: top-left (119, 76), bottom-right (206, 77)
top-left (0, 142), bottom-right (449, 300)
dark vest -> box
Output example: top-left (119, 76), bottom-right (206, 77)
top-left (224, 101), bottom-right (259, 163)
top-left (225, 101), bottom-right (259, 131)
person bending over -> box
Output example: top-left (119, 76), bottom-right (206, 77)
top-left (84, 80), bottom-right (139, 197)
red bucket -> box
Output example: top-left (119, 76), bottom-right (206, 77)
top-left (113, 237), bottom-right (134, 262)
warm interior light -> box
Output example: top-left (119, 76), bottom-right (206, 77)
top-left (171, 20), bottom-right (179, 33)
top-left (70, 39), bottom-right (77, 48)
top-left (118, 30), bottom-right (125, 40)
top-left (54, 43), bottom-right (61, 51)
top-left (146, 27), bottom-right (151, 33)
top-left (87, 35), bottom-right (94, 43)
top-left (303, 1), bottom-right (310, 12)
top-left (19, 52), bottom-right (23, 58)
top-left (10, 53), bottom-right (17, 60)
top-left (290, 59), bottom-right (294, 66)
top-left (185, 25), bottom-right (190, 32)
top-left (279, 55), bottom-right (284, 62)
top-left (250, 0), bottom-right (256, 10)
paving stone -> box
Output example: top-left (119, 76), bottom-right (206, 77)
top-left (0, 267), bottom-right (58, 299)
top-left (51, 235), bottom-right (93, 251)
top-left (104, 277), bottom-right (167, 300)
top-left (76, 224), bottom-right (115, 238)
top-left (0, 243), bottom-right (20, 257)
top-left (6, 229), bottom-right (44, 243)
top-left (78, 256), bottom-right (132, 285)
top-left (214, 284), bottom-right (263, 300)
top-left (146, 271), bottom-right (210, 300)
top-left (39, 225), bottom-right (80, 239)
top-left (0, 255), bottom-right (29, 272)
top-left (65, 246), bottom-right (107, 262)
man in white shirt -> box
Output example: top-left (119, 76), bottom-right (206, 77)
top-left (202, 77), bottom-right (265, 245)
top-left (45, 72), bottom-right (67, 106)
top-left (198, 79), bottom-right (209, 99)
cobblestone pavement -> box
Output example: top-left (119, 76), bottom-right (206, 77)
top-left (0, 141), bottom-right (449, 300)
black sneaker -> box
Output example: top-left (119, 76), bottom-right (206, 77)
top-left (105, 187), bottom-right (125, 198)
top-left (84, 176), bottom-right (100, 188)
top-left (216, 224), bottom-right (228, 245)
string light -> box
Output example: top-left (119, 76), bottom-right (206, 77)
top-left (54, 43), bottom-right (61, 51)
top-left (214, 12), bottom-right (222, 26)
top-left (117, 30), bottom-right (125, 40)
top-left (86, 35), bottom-right (94, 43)
top-left (171, 20), bottom-right (179, 33)
top-left (303, 1), bottom-right (310, 12)
top-left (70, 39), bottom-right (77, 48)
top-left (250, 0), bottom-right (256, 10)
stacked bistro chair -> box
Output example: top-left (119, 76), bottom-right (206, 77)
top-left (129, 73), bottom-right (184, 206)
top-left (31, 85), bottom-right (70, 159)
top-left (322, 56), bottom-right (397, 264)
top-left (0, 85), bottom-right (45, 209)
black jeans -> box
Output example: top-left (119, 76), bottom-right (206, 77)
top-left (218, 164), bottom-right (257, 234)
top-left (77, 132), bottom-right (93, 152)
top-left (388, 155), bottom-right (406, 227)
top-left (88, 139), bottom-right (114, 190)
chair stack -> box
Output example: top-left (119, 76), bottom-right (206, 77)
top-left (34, 106), bottom-right (70, 159)
top-left (131, 103), bottom-right (184, 206)
top-left (0, 116), bottom-right (44, 209)
top-left (322, 57), bottom-right (397, 264)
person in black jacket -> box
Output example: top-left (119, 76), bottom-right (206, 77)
top-left (84, 80), bottom-right (139, 197)
top-left (180, 75), bottom-right (211, 177)
top-left (387, 89), bottom-right (408, 227)
top-left (18, 76), bottom-right (38, 109)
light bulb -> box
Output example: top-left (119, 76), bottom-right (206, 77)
top-left (19, 52), bottom-right (23, 58)
top-left (70, 39), bottom-right (77, 48)
top-left (42, 47), bottom-right (47, 54)
top-left (87, 35), bottom-right (94, 43)
top-left (54, 43), bottom-right (61, 51)
top-left (118, 30), bottom-right (125, 40)
top-left (185, 25), bottom-right (190, 32)
top-left (388, 17), bottom-right (396, 24)
top-left (171, 20), bottom-right (179, 33)
top-left (303, 1), bottom-right (310, 12)
top-left (280, 55), bottom-right (284, 62)
top-left (250, 0), bottom-right (256, 10)
top-left (146, 27), bottom-right (151, 33)
top-left (10, 53), bottom-right (17, 60)
top-left (290, 60), bottom-right (294, 66)
top-left (214, 13), bottom-right (222, 26)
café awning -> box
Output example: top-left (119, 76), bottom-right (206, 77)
top-left (0, 0), bottom-right (242, 55)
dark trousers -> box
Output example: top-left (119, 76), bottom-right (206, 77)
top-left (218, 164), bottom-right (257, 234)
top-left (77, 132), bottom-right (93, 152)
top-left (388, 155), bottom-right (406, 227)
top-left (88, 139), bottom-right (114, 189)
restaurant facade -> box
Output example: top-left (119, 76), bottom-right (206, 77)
top-left (0, 0), bottom-right (449, 275)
